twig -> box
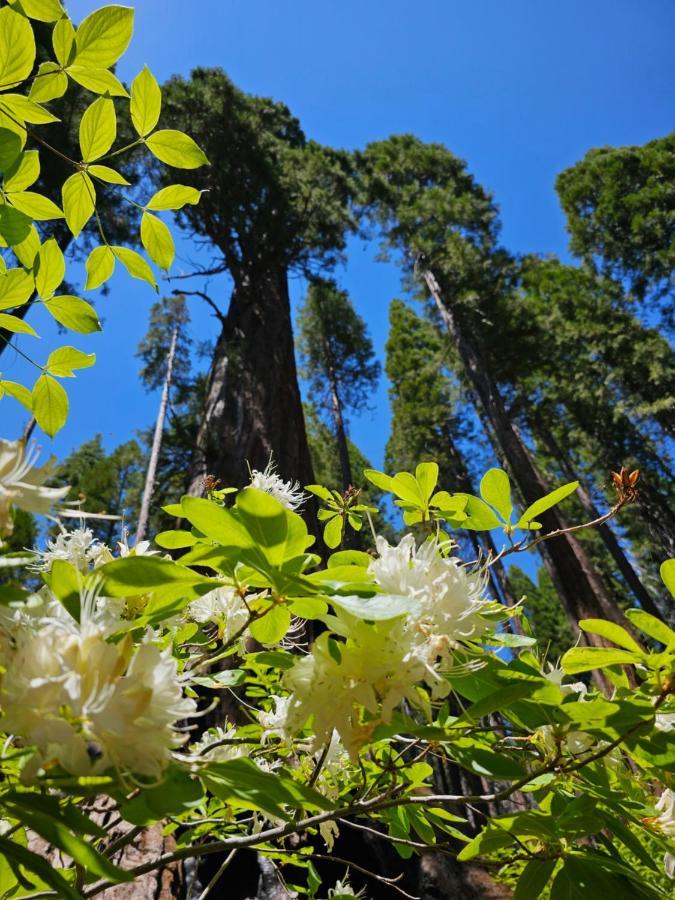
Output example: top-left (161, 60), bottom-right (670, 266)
top-left (309, 852), bottom-right (419, 900)
top-left (197, 849), bottom-right (237, 900)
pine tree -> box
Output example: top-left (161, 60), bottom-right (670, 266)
top-left (155, 69), bottom-right (356, 495)
top-left (297, 278), bottom-right (380, 491)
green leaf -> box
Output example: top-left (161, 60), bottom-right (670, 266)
top-left (66, 65), bottom-right (128, 97)
top-left (73, 4), bottom-right (134, 69)
top-left (99, 555), bottom-right (212, 596)
top-left (514, 859), bottom-right (557, 900)
top-left (415, 461), bottom-right (438, 501)
top-left (0, 836), bottom-right (78, 900)
top-left (46, 345), bottom-right (95, 377)
top-left (625, 607), bottom-right (674, 647)
top-left (3, 149), bottom-right (40, 191)
top-left (9, 0), bottom-right (65, 22)
top-left (0, 93), bottom-right (59, 123)
top-left (154, 529), bottom-right (197, 549)
top-left (181, 495), bottom-right (252, 547)
top-left (323, 512), bottom-right (343, 548)
top-left (79, 95), bottom-right (116, 161)
top-left (44, 295), bottom-right (101, 334)
top-left (147, 183), bottom-right (202, 211)
top-left (0, 378), bottom-right (32, 410)
top-left (88, 163), bottom-right (130, 185)
top-left (0, 266), bottom-right (33, 310)
top-left (0, 203), bottom-right (32, 248)
top-left (561, 646), bottom-right (640, 675)
top-left (85, 244), bottom-right (115, 289)
top-left (660, 558), bottom-right (675, 598)
top-left (250, 604), bottom-right (291, 644)
top-left (62, 171), bottom-right (95, 237)
top-left (516, 481), bottom-right (579, 529)
top-left (330, 592), bottom-right (416, 621)
top-left (8, 190), bottom-right (64, 220)
top-left (1, 794), bottom-right (129, 883)
top-left (35, 237), bottom-right (65, 299)
top-left (453, 493), bottom-right (503, 531)
top-left (237, 487), bottom-right (310, 566)
top-left (456, 682), bottom-right (537, 724)
top-left (112, 245), bottom-right (157, 290)
top-left (0, 126), bottom-right (21, 168)
top-left (141, 211), bottom-right (174, 270)
top-left (480, 468), bottom-right (512, 523)
top-left (44, 559), bottom-right (81, 620)
top-left (201, 758), bottom-right (333, 820)
top-left (457, 827), bottom-right (514, 861)
top-left (131, 64), bottom-right (161, 136)
top-left (146, 129), bottom-right (209, 168)
top-left (52, 15), bottom-right (75, 67)
top-left (579, 619), bottom-right (643, 654)
top-left (32, 373), bottom-right (68, 436)
top-left (363, 467), bottom-right (396, 492)
top-left (0, 312), bottom-right (35, 334)
top-left (120, 766), bottom-right (203, 825)
top-left (29, 61), bottom-right (68, 102)
top-left (0, 6), bottom-right (36, 90)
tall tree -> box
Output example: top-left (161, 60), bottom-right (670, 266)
top-left (297, 278), bottom-right (380, 490)
top-left (359, 135), bottom-right (630, 648)
top-left (385, 298), bottom-right (519, 614)
top-left (555, 132), bottom-right (675, 320)
top-left (156, 69), bottom-right (356, 494)
top-left (52, 436), bottom-right (144, 544)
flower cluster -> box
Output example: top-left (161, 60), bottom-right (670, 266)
top-left (0, 587), bottom-right (195, 780)
top-left (249, 458), bottom-right (307, 511)
top-left (0, 440), bottom-right (69, 538)
top-left (281, 535), bottom-right (493, 754)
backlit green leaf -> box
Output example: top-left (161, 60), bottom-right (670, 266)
top-left (112, 245), bottom-right (157, 290)
top-left (44, 295), bottom-right (101, 333)
top-left (8, 0), bottom-right (64, 22)
top-left (0, 267), bottom-right (34, 309)
top-left (73, 5), bottom-right (134, 69)
top-left (3, 149), bottom-right (39, 191)
top-left (561, 646), bottom-right (640, 675)
top-left (35, 237), bottom-right (65, 299)
top-left (0, 6), bottom-right (36, 90)
top-left (147, 183), bottom-right (202, 210)
top-left (480, 468), bottom-right (512, 523)
top-left (579, 619), bottom-right (643, 654)
top-left (85, 244), bottom-right (115, 289)
top-left (66, 64), bottom-right (128, 97)
top-left (131, 64), bottom-right (161, 136)
top-left (29, 61), bottom-right (68, 102)
top-left (0, 312), bottom-right (36, 335)
top-left (250, 604), bottom-right (291, 644)
top-left (46, 345), bottom-right (95, 377)
top-left (32, 373), bottom-right (68, 436)
top-left (9, 190), bottom-right (64, 220)
top-left (88, 164), bottom-right (129, 185)
top-left (62, 171), bottom-right (95, 236)
top-left (516, 481), bottom-right (579, 529)
top-left (79, 95), bottom-right (116, 161)
top-left (52, 15), bottom-right (75, 66)
top-left (146, 129), bottom-right (209, 168)
top-left (141, 211), bottom-right (174, 270)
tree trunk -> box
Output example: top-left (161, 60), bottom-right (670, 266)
top-left (422, 269), bottom-right (628, 642)
top-left (188, 268), bottom-right (314, 495)
top-left (328, 370), bottom-right (353, 491)
top-left (535, 421), bottom-right (664, 619)
top-left (137, 326), bottom-right (179, 543)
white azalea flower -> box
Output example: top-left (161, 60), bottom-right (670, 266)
top-left (259, 695), bottom-right (292, 745)
top-left (189, 725), bottom-right (244, 763)
top-left (249, 459), bottom-right (306, 510)
top-left (655, 789), bottom-right (675, 839)
top-left (0, 584), bottom-right (196, 779)
top-left (35, 527), bottom-right (102, 573)
top-left (543, 664), bottom-right (588, 698)
top-left (326, 877), bottom-right (364, 898)
top-left (188, 585), bottom-right (249, 644)
top-left (0, 440), bottom-right (69, 537)
top-left (655, 712), bottom-right (675, 733)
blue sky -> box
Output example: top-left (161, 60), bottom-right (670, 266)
top-left (3, 0), bottom-right (674, 492)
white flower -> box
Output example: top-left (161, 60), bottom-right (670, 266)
top-left (326, 877), bottom-right (364, 898)
top-left (655, 712), bottom-right (675, 733)
top-left (34, 527), bottom-right (102, 573)
top-left (249, 459), bottom-right (306, 511)
top-left (117, 537), bottom-right (159, 558)
top-left (0, 588), bottom-right (196, 779)
top-left (188, 586), bottom-right (249, 644)
top-left (189, 725), bottom-right (245, 763)
top-left (665, 851), bottom-right (675, 880)
top-left (259, 695), bottom-right (292, 745)
top-left (655, 789), bottom-right (675, 839)
top-left (0, 440), bottom-right (69, 537)
top-left (543, 664), bottom-right (588, 699)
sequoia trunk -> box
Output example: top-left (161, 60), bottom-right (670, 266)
top-left (188, 268), bottom-right (314, 495)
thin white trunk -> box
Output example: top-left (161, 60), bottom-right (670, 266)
top-left (136, 326), bottom-right (178, 544)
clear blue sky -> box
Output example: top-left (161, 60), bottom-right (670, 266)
top-left (3, 0), bottom-right (674, 488)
